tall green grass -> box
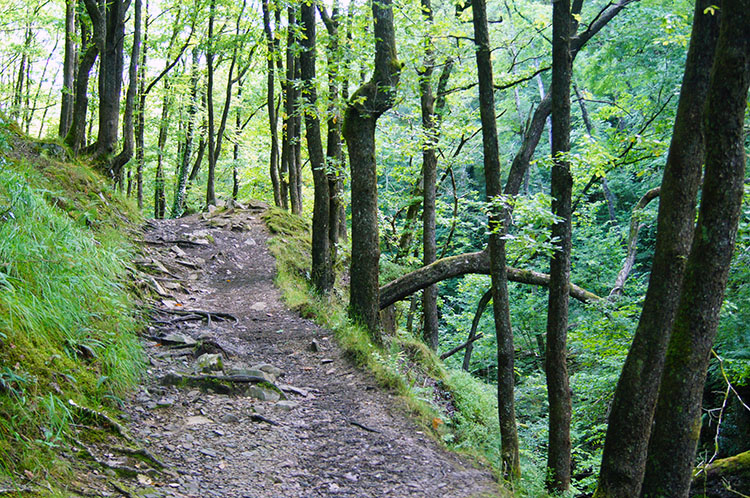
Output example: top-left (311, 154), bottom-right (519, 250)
top-left (0, 121), bottom-right (143, 487)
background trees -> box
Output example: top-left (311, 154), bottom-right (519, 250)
top-left (1, 0), bottom-right (748, 494)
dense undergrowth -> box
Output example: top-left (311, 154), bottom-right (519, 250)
top-left (262, 207), bottom-right (531, 495)
top-left (0, 117), bottom-right (144, 493)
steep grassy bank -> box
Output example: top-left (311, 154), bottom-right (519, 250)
top-left (262, 207), bottom-right (529, 495)
top-left (0, 118), bottom-right (144, 493)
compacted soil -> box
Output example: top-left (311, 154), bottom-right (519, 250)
top-left (115, 204), bottom-right (501, 498)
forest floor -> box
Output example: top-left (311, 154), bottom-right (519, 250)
top-left (93, 204), bottom-right (502, 497)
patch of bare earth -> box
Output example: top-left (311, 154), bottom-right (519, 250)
top-left (122, 205), bottom-right (501, 498)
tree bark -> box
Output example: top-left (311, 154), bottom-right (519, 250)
top-left (59, 0), bottom-right (76, 138)
top-left (546, 0), bottom-right (573, 490)
top-left (172, 48), bottom-right (200, 218)
top-left (641, 3), bottom-right (750, 495)
top-left (463, 288), bottom-right (492, 371)
top-left (110, 0), bottom-right (142, 183)
top-left (205, 0), bottom-right (217, 207)
top-left (594, 2), bottom-right (721, 496)
top-left (300, 0), bottom-right (333, 294)
top-left (65, 20), bottom-right (98, 153)
top-left (343, 0), bottom-right (401, 342)
top-left (261, 0), bottom-right (282, 208)
top-left (472, 0), bottom-right (520, 477)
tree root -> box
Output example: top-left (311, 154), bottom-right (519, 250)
top-left (68, 400), bottom-right (133, 442)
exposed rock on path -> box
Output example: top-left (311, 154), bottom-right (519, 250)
top-left (126, 205), bottom-right (501, 497)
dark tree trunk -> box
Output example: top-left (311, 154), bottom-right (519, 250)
top-left (135, 0), bottom-right (149, 210)
top-left (319, 1), bottom-right (344, 264)
top-left (594, 3), bottom-right (720, 496)
top-left (261, 0), bottom-right (282, 207)
top-left (641, 3), bottom-right (750, 495)
top-left (83, 0), bottom-right (128, 166)
top-left (65, 18), bottom-right (98, 153)
top-left (282, 6), bottom-right (299, 213)
top-left (463, 288), bottom-right (492, 371)
top-left (59, 0), bottom-right (76, 137)
top-left (472, 0), bottom-right (520, 478)
top-left (546, 0), bottom-right (573, 491)
top-left (343, 0), bottom-right (401, 341)
top-left (300, 0), bottom-right (333, 294)
top-left (154, 84), bottom-right (169, 219)
top-left (233, 80), bottom-right (242, 201)
top-left (419, 0), bottom-right (439, 352)
top-left (110, 0), bottom-right (142, 183)
top-left (205, 0), bottom-right (217, 207)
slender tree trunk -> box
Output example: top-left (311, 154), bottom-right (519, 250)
top-left (300, 1), bottom-right (333, 294)
top-left (59, 0), bottom-right (76, 138)
top-left (65, 18), bottom-right (98, 153)
top-left (594, 2), bottom-right (720, 496)
top-left (641, 4), bottom-right (750, 495)
top-left (472, 0), bottom-right (520, 478)
top-left (154, 82), bottom-right (170, 219)
top-left (172, 48), bottom-right (200, 218)
top-left (545, 0), bottom-right (573, 491)
top-left (343, 0), bottom-right (401, 341)
top-left (233, 80), bottom-right (242, 200)
top-left (419, 0), bottom-right (440, 352)
top-left (135, 0), bottom-right (149, 210)
top-left (261, 0), bottom-right (282, 207)
top-left (110, 0), bottom-right (142, 183)
top-left (205, 0), bottom-right (217, 207)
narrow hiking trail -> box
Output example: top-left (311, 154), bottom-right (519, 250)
top-left (124, 204), bottom-right (501, 498)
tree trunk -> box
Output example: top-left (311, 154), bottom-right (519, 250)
top-left (641, 4), bottom-right (750, 495)
top-left (472, 0), bottom-right (520, 478)
top-left (205, 0), bottom-right (217, 208)
top-left (154, 84), bottom-right (170, 219)
top-left (135, 0), bottom-right (149, 209)
top-left (110, 0), bottom-right (142, 183)
top-left (65, 18), bottom-right (98, 153)
top-left (261, 0), bottom-right (282, 208)
top-left (300, 0), bottom-right (333, 294)
top-left (343, 0), bottom-right (401, 342)
top-left (594, 3), bottom-right (720, 495)
top-left (545, 0), bottom-right (573, 490)
top-left (463, 288), bottom-right (492, 371)
top-left (59, 0), bottom-right (76, 138)
top-left (172, 48), bottom-right (200, 218)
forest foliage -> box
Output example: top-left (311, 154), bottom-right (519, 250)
top-left (0, 0), bottom-right (749, 495)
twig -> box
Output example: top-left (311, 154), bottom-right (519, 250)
top-left (349, 420), bottom-right (381, 434)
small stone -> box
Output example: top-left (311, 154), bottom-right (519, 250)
top-left (185, 415), bottom-right (213, 426)
top-left (275, 401), bottom-right (298, 411)
top-left (252, 363), bottom-right (283, 379)
top-left (162, 333), bottom-right (197, 346)
top-left (199, 448), bottom-right (217, 458)
top-left (309, 339), bottom-right (320, 352)
top-left (220, 414), bottom-right (240, 424)
top-left (343, 473), bottom-right (358, 482)
top-left (247, 386), bottom-right (281, 402)
top-left (321, 359), bottom-right (334, 364)
top-left (157, 397), bottom-right (175, 407)
top-left (250, 302), bottom-right (267, 311)
top-left (196, 353), bottom-right (223, 373)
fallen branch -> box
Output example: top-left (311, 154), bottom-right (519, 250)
top-left (440, 333), bottom-right (485, 360)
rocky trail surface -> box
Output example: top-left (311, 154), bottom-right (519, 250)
top-left (94, 205), bottom-right (501, 497)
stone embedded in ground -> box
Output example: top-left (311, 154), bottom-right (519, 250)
top-left (250, 301), bottom-right (267, 311)
top-left (309, 339), bottom-right (321, 352)
top-left (161, 332), bottom-right (197, 346)
top-left (226, 368), bottom-right (275, 383)
top-left (247, 386), bottom-right (281, 402)
top-left (196, 353), bottom-right (223, 373)
top-left (252, 363), bottom-right (283, 379)
top-left (184, 415), bottom-right (213, 426)
top-left (275, 401), bottom-right (298, 411)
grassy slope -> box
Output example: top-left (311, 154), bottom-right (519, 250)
top-left (0, 118), bottom-right (144, 493)
top-left (262, 207), bottom-right (530, 496)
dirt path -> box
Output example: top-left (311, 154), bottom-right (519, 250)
top-left (125, 205), bottom-right (501, 498)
